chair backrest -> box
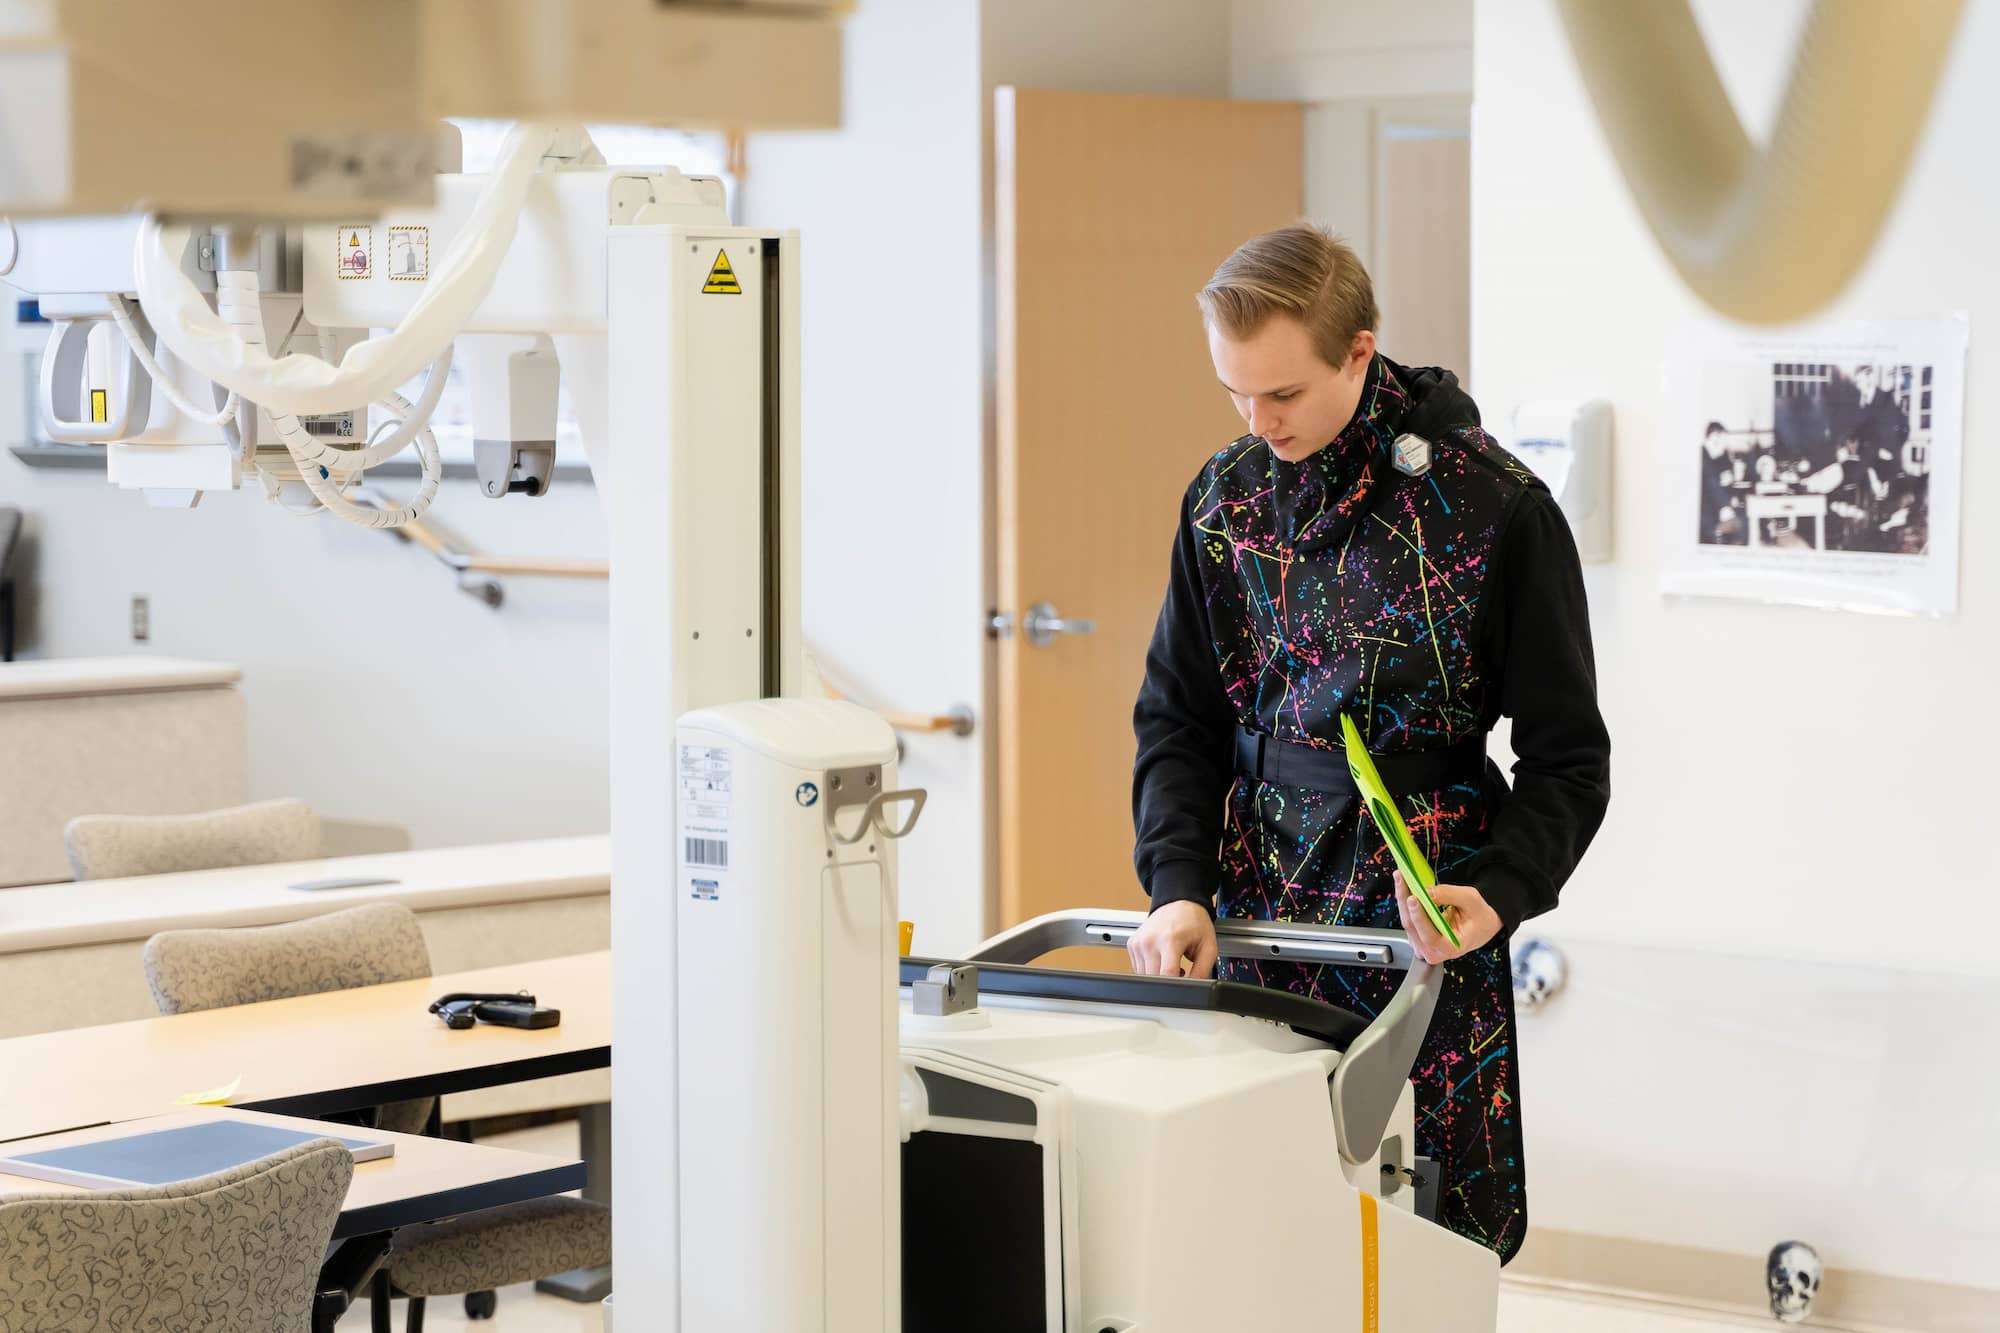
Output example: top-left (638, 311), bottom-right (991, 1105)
top-left (144, 901), bottom-right (432, 1016)
top-left (64, 797), bottom-right (322, 881)
top-left (0, 1136), bottom-right (352, 1332)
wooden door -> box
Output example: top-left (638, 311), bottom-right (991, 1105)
top-left (1373, 108), bottom-right (1471, 377)
top-left (994, 88), bottom-right (1304, 933)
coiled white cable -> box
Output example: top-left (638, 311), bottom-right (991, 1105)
top-left (214, 269), bottom-right (440, 529)
top-left (277, 388), bottom-right (442, 529)
top-left (132, 122), bottom-right (561, 416)
top-left (106, 294), bottom-right (240, 427)
top-left (211, 270), bottom-right (453, 472)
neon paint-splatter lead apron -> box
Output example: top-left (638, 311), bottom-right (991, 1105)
top-left (1189, 356), bottom-right (1546, 1263)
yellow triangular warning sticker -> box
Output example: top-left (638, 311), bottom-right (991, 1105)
top-left (349, 231), bottom-right (360, 247)
top-left (703, 249), bottom-right (742, 295)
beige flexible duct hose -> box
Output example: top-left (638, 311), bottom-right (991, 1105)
top-left (1555, 0), bottom-right (1964, 324)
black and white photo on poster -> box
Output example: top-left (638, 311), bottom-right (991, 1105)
top-left (1664, 317), bottom-right (1966, 615)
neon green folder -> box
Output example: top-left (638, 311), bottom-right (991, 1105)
top-left (1340, 714), bottom-right (1461, 949)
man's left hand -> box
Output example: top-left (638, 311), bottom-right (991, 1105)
top-left (1392, 871), bottom-right (1501, 965)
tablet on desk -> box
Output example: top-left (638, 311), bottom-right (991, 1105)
top-left (0, 1120), bottom-right (392, 1190)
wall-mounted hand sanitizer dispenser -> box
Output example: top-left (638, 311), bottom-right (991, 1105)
top-left (1509, 399), bottom-right (1613, 563)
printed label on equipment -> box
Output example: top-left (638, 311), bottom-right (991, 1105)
top-left (388, 226), bottom-right (429, 282)
top-left (337, 225), bottom-right (372, 280)
top-left (299, 412), bottom-right (358, 441)
top-left (702, 248), bottom-right (742, 295)
top-left (677, 743), bottom-right (733, 900)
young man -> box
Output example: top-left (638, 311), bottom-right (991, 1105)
top-left (1129, 224), bottom-right (1611, 1264)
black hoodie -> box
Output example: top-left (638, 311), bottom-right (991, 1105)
top-left (1130, 356), bottom-right (1611, 935)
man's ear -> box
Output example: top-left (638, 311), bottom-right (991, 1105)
top-left (1348, 329), bottom-right (1377, 371)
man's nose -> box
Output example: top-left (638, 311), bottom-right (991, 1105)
top-left (1249, 402), bottom-right (1281, 438)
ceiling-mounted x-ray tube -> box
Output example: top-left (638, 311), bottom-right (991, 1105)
top-left (1555, 0), bottom-right (1964, 324)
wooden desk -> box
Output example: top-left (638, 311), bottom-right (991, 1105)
top-left (0, 951), bottom-right (610, 1146)
top-left (0, 1105), bottom-right (585, 1241)
top-left (0, 837), bottom-right (611, 1120)
top-left (0, 1105), bottom-right (589, 1331)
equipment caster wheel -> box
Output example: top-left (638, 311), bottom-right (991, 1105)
top-left (465, 1290), bottom-right (498, 1319)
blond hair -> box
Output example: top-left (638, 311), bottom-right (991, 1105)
top-left (1196, 224), bottom-right (1379, 368)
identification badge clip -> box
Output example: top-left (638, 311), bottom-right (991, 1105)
top-left (1391, 433), bottom-right (1432, 477)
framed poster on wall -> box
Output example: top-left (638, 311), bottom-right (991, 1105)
top-left (1662, 316), bottom-right (1967, 616)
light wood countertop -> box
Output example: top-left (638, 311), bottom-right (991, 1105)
top-left (0, 951), bottom-right (610, 1145)
top-left (0, 836), bottom-right (610, 956)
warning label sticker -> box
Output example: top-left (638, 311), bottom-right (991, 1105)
top-left (388, 226), bottom-right (429, 282)
top-left (678, 743), bottom-right (733, 900)
top-left (338, 225), bottom-right (372, 280)
top-left (702, 249), bottom-right (742, 295)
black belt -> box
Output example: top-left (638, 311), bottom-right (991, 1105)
top-left (1234, 726), bottom-right (1487, 797)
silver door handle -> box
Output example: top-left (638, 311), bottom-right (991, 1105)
top-left (1019, 602), bottom-right (1095, 647)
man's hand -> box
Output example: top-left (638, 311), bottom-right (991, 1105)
top-left (1127, 899), bottom-right (1218, 978)
top-left (1393, 871), bottom-right (1501, 965)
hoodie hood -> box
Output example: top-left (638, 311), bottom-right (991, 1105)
top-left (1384, 356), bottom-right (1482, 443)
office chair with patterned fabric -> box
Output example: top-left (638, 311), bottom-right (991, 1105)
top-left (141, 903), bottom-right (609, 1328)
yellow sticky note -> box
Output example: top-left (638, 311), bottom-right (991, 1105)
top-left (898, 921), bottom-right (914, 958)
top-left (174, 1075), bottom-right (242, 1107)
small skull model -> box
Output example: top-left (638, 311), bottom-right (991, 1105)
top-left (1766, 1240), bottom-right (1822, 1323)
top-left (1511, 938), bottom-right (1566, 1010)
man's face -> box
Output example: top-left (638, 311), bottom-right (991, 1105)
top-left (1852, 364), bottom-right (1879, 401)
top-left (1208, 314), bottom-right (1373, 463)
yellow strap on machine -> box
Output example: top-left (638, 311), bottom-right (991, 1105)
top-left (1360, 1191), bottom-right (1380, 1332)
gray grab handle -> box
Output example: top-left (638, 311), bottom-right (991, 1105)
top-left (968, 907), bottom-right (1414, 970)
top-left (964, 907), bottom-right (1440, 1164)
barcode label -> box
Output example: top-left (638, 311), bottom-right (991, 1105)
top-left (684, 837), bottom-right (729, 868)
top-left (301, 414), bottom-right (356, 439)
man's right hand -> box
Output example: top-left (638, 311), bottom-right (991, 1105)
top-left (1127, 899), bottom-right (1219, 978)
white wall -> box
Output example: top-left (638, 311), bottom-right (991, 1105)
top-left (1230, 0), bottom-right (1472, 101)
top-left (743, 0), bottom-right (1236, 956)
top-left (1473, 0), bottom-right (1997, 980)
top-left (984, 0), bottom-right (1231, 99)
top-left (743, 0), bottom-right (990, 955)
top-left (1230, 0), bottom-right (1472, 279)
top-left (748, 0), bottom-right (1236, 957)
top-left (0, 362), bottom-right (612, 851)
top-left (1472, 0), bottom-right (2000, 1295)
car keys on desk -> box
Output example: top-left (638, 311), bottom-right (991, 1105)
top-left (428, 991), bottom-right (562, 1030)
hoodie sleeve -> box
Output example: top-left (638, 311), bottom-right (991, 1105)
top-left (1464, 487), bottom-right (1612, 935)
top-left (1131, 486), bottom-right (1237, 917)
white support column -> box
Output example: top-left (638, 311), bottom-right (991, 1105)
top-left (606, 223), bottom-right (791, 1326)
top-left (607, 224), bottom-right (687, 1325)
